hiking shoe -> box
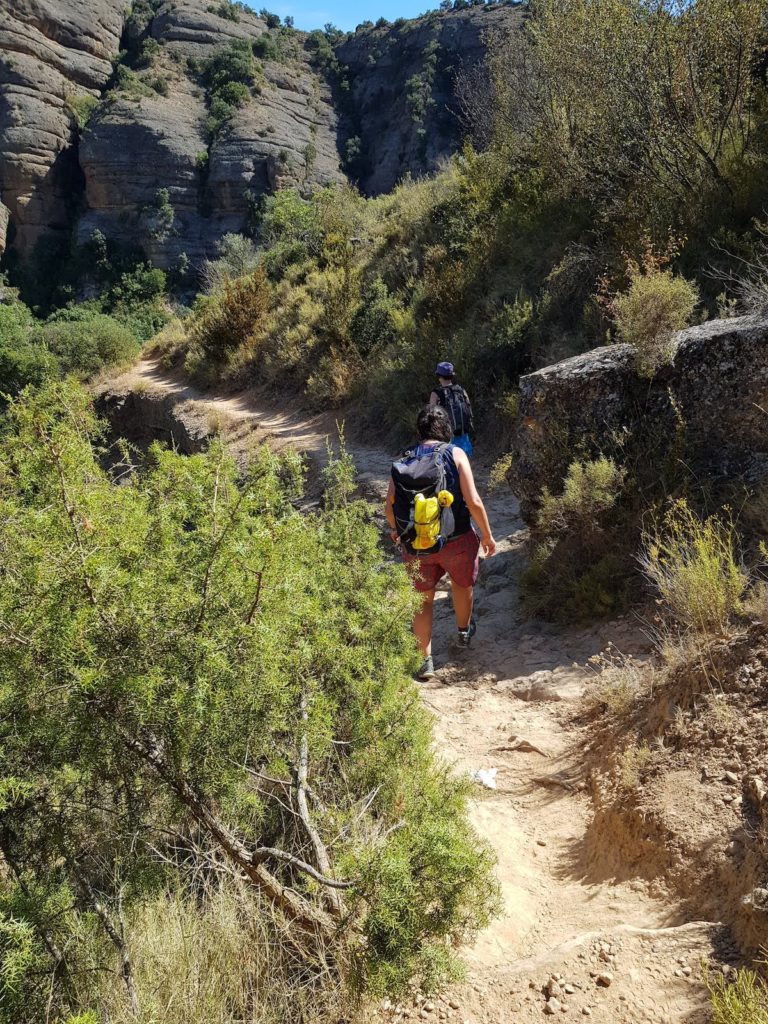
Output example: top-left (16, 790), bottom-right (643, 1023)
top-left (415, 655), bottom-right (435, 681)
top-left (456, 617), bottom-right (477, 648)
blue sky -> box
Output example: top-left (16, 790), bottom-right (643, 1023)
top-left (245, 0), bottom-right (431, 32)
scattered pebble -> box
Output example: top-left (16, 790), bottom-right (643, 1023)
top-left (544, 998), bottom-right (561, 1015)
top-left (596, 973), bottom-right (613, 988)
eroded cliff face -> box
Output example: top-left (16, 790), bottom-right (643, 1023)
top-left (0, 0), bottom-right (123, 256)
top-left (336, 5), bottom-right (522, 195)
top-left (0, 0), bottom-right (520, 272)
top-left (77, 0), bottom-right (345, 269)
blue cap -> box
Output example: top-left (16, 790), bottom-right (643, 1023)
top-left (436, 361), bottom-right (454, 377)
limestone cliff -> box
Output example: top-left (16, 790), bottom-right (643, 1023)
top-left (0, 0), bottom-right (521, 274)
top-left (77, 0), bottom-right (345, 269)
top-left (0, 0), bottom-right (123, 256)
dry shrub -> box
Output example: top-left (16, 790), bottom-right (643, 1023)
top-left (614, 267), bottom-right (698, 376)
top-left (206, 407), bottom-right (236, 435)
top-left (708, 966), bottom-right (768, 1024)
top-left (488, 453), bottom-right (513, 492)
top-left (152, 316), bottom-right (188, 368)
top-left (591, 655), bottom-right (650, 716)
top-left (641, 500), bottom-right (747, 635)
top-left (188, 269), bottom-right (271, 366)
top-left (618, 741), bottom-right (654, 791)
top-left (98, 882), bottom-right (354, 1024)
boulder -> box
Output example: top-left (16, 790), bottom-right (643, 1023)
top-left (509, 316), bottom-right (768, 524)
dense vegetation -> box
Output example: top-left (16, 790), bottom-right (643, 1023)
top-left (0, 381), bottom-right (498, 1022)
top-left (2, 0), bottom-right (768, 1016)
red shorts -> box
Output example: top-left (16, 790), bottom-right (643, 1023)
top-left (402, 529), bottom-right (481, 593)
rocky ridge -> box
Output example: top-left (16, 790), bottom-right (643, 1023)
top-left (0, 0), bottom-right (521, 272)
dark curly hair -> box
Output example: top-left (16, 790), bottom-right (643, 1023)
top-left (416, 404), bottom-right (452, 443)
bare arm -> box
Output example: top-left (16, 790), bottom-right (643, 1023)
top-left (385, 478), bottom-right (398, 542)
top-left (429, 391), bottom-right (439, 406)
top-left (453, 449), bottom-right (496, 556)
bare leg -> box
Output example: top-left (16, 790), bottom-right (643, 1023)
top-left (413, 589), bottom-right (436, 656)
top-left (451, 583), bottom-right (474, 631)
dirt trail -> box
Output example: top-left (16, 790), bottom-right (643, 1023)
top-left (103, 359), bottom-right (721, 1023)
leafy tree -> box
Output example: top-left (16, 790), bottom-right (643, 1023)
top-left (200, 40), bottom-right (255, 140)
top-left (477, 0), bottom-right (764, 226)
top-left (201, 232), bottom-right (260, 292)
top-left (259, 7), bottom-right (282, 27)
top-left (0, 381), bottom-right (499, 1019)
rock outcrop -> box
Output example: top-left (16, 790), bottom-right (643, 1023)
top-left (77, 0), bottom-right (344, 269)
top-left (0, 0), bottom-right (522, 272)
top-left (509, 316), bottom-right (768, 524)
top-left (0, 0), bottom-right (123, 256)
top-left (336, 5), bottom-right (522, 194)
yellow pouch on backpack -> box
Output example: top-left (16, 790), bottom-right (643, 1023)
top-left (413, 490), bottom-right (454, 550)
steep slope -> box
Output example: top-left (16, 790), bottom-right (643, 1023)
top-left (0, 0), bottom-right (123, 257)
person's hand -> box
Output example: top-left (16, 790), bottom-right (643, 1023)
top-left (481, 533), bottom-right (496, 557)
top-left (390, 529), bottom-right (401, 547)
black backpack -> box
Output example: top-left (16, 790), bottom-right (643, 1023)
top-left (391, 443), bottom-right (456, 555)
top-left (435, 384), bottom-right (473, 437)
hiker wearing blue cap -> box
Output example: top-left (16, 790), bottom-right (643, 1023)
top-left (429, 361), bottom-right (474, 455)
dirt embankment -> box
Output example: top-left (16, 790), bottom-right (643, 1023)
top-left (96, 357), bottom-right (767, 1024)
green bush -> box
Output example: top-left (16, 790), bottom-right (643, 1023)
top-left (349, 278), bottom-right (400, 356)
top-left (134, 36), bottom-right (161, 69)
top-left (0, 303), bottom-right (57, 400)
top-left (708, 968), bottom-right (768, 1024)
top-left (0, 381), bottom-right (499, 1019)
top-left (41, 311), bottom-right (140, 376)
top-left (538, 456), bottom-right (626, 536)
top-left (64, 93), bottom-right (99, 131)
top-left (208, 0), bottom-right (240, 20)
top-left (201, 39), bottom-right (254, 91)
top-left (253, 32), bottom-right (281, 60)
top-left (188, 269), bottom-right (271, 367)
top-left (521, 457), bottom-right (632, 621)
top-left (614, 268), bottom-right (699, 376)
top-left (112, 65), bottom-right (154, 101)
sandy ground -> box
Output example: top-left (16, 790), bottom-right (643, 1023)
top-left (103, 359), bottom-right (722, 1023)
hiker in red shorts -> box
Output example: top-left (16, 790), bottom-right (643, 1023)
top-left (385, 405), bottom-right (496, 680)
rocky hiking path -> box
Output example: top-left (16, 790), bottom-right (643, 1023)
top-left (97, 359), bottom-right (723, 1023)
